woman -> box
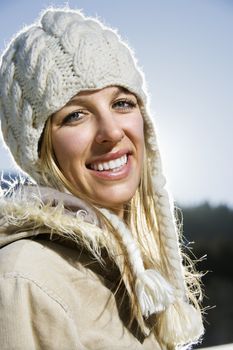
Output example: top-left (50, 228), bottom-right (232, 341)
top-left (0, 7), bottom-right (204, 350)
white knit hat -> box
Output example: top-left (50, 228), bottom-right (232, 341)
top-left (0, 7), bottom-right (204, 348)
top-left (0, 8), bottom-right (151, 180)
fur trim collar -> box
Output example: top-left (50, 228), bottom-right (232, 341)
top-left (0, 185), bottom-right (103, 256)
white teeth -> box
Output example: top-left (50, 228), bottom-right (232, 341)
top-left (115, 158), bottom-right (121, 167)
top-left (97, 164), bottom-right (104, 171)
top-left (103, 162), bottom-right (109, 170)
top-left (109, 160), bottom-right (115, 169)
top-left (90, 155), bottom-right (128, 172)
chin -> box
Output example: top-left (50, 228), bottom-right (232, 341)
top-left (95, 191), bottom-right (136, 209)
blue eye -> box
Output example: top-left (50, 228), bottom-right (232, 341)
top-left (113, 98), bottom-right (137, 110)
top-left (62, 111), bottom-right (85, 125)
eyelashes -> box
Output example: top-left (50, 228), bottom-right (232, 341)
top-left (112, 98), bottom-right (137, 110)
top-left (62, 110), bottom-right (86, 125)
top-left (61, 97), bottom-right (138, 126)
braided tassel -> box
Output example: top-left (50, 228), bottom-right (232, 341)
top-left (135, 269), bottom-right (174, 317)
top-left (150, 150), bottom-right (204, 346)
top-left (100, 208), bottom-right (174, 317)
top-left (157, 299), bottom-right (204, 347)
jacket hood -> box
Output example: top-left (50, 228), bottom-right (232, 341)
top-left (0, 184), bottom-right (102, 250)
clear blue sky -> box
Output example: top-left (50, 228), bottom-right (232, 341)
top-left (0, 0), bottom-right (232, 207)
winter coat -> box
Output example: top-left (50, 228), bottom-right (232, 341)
top-left (0, 186), bottom-right (162, 350)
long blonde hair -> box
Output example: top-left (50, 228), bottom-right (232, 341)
top-left (38, 113), bottom-right (203, 348)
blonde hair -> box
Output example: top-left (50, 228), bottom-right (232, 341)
top-left (38, 113), bottom-right (203, 348)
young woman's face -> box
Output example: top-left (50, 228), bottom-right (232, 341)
top-left (51, 86), bottom-right (144, 216)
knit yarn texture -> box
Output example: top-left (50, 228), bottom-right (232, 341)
top-left (0, 8), bottom-right (154, 180)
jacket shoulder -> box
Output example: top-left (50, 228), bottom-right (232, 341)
top-left (0, 262), bottom-right (85, 350)
top-left (0, 239), bottom-right (163, 349)
top-left (0, 237), bottom-right (110, 308)
top-left (0, 238), bottom-right (95, 285)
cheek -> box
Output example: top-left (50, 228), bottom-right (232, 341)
top-left (52, 128), bottom-right (90, 165)
top-left (124, 112), bottom-right (144, 147)
top-left (136, 114), bottom-right (144, 141)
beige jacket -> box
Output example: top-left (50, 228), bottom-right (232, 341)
top-left (0, 186), bottom-right (162, 350)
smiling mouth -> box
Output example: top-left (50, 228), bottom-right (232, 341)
top-left (86, 154), bottom-right (128, 172)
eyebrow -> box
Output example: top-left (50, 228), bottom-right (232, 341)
top-left (65, 87), bottom-right (134, 107)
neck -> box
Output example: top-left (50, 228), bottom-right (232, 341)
top-left (108, 204), bottom-right (124, 219)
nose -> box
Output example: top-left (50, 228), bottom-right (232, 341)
top-left (95, 112), bottom-right (124, 144)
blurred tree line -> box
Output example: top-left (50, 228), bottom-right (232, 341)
top-left (181, 202), bottom-right (233, 348)
top-left (1, 173), bottom-right (232, 347)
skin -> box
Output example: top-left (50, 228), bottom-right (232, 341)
top-left (51, 86), bottom-right (144, 218)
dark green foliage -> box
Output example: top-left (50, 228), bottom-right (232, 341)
top-left (182, 203), bottom-right (233, 348)
top-left (183, 202), bottom-right (233, 240)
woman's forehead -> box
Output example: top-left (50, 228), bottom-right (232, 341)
top-left (68, 86), bottom-right (135, 103)
top-left (65, 86), bottom-right (136, 107)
